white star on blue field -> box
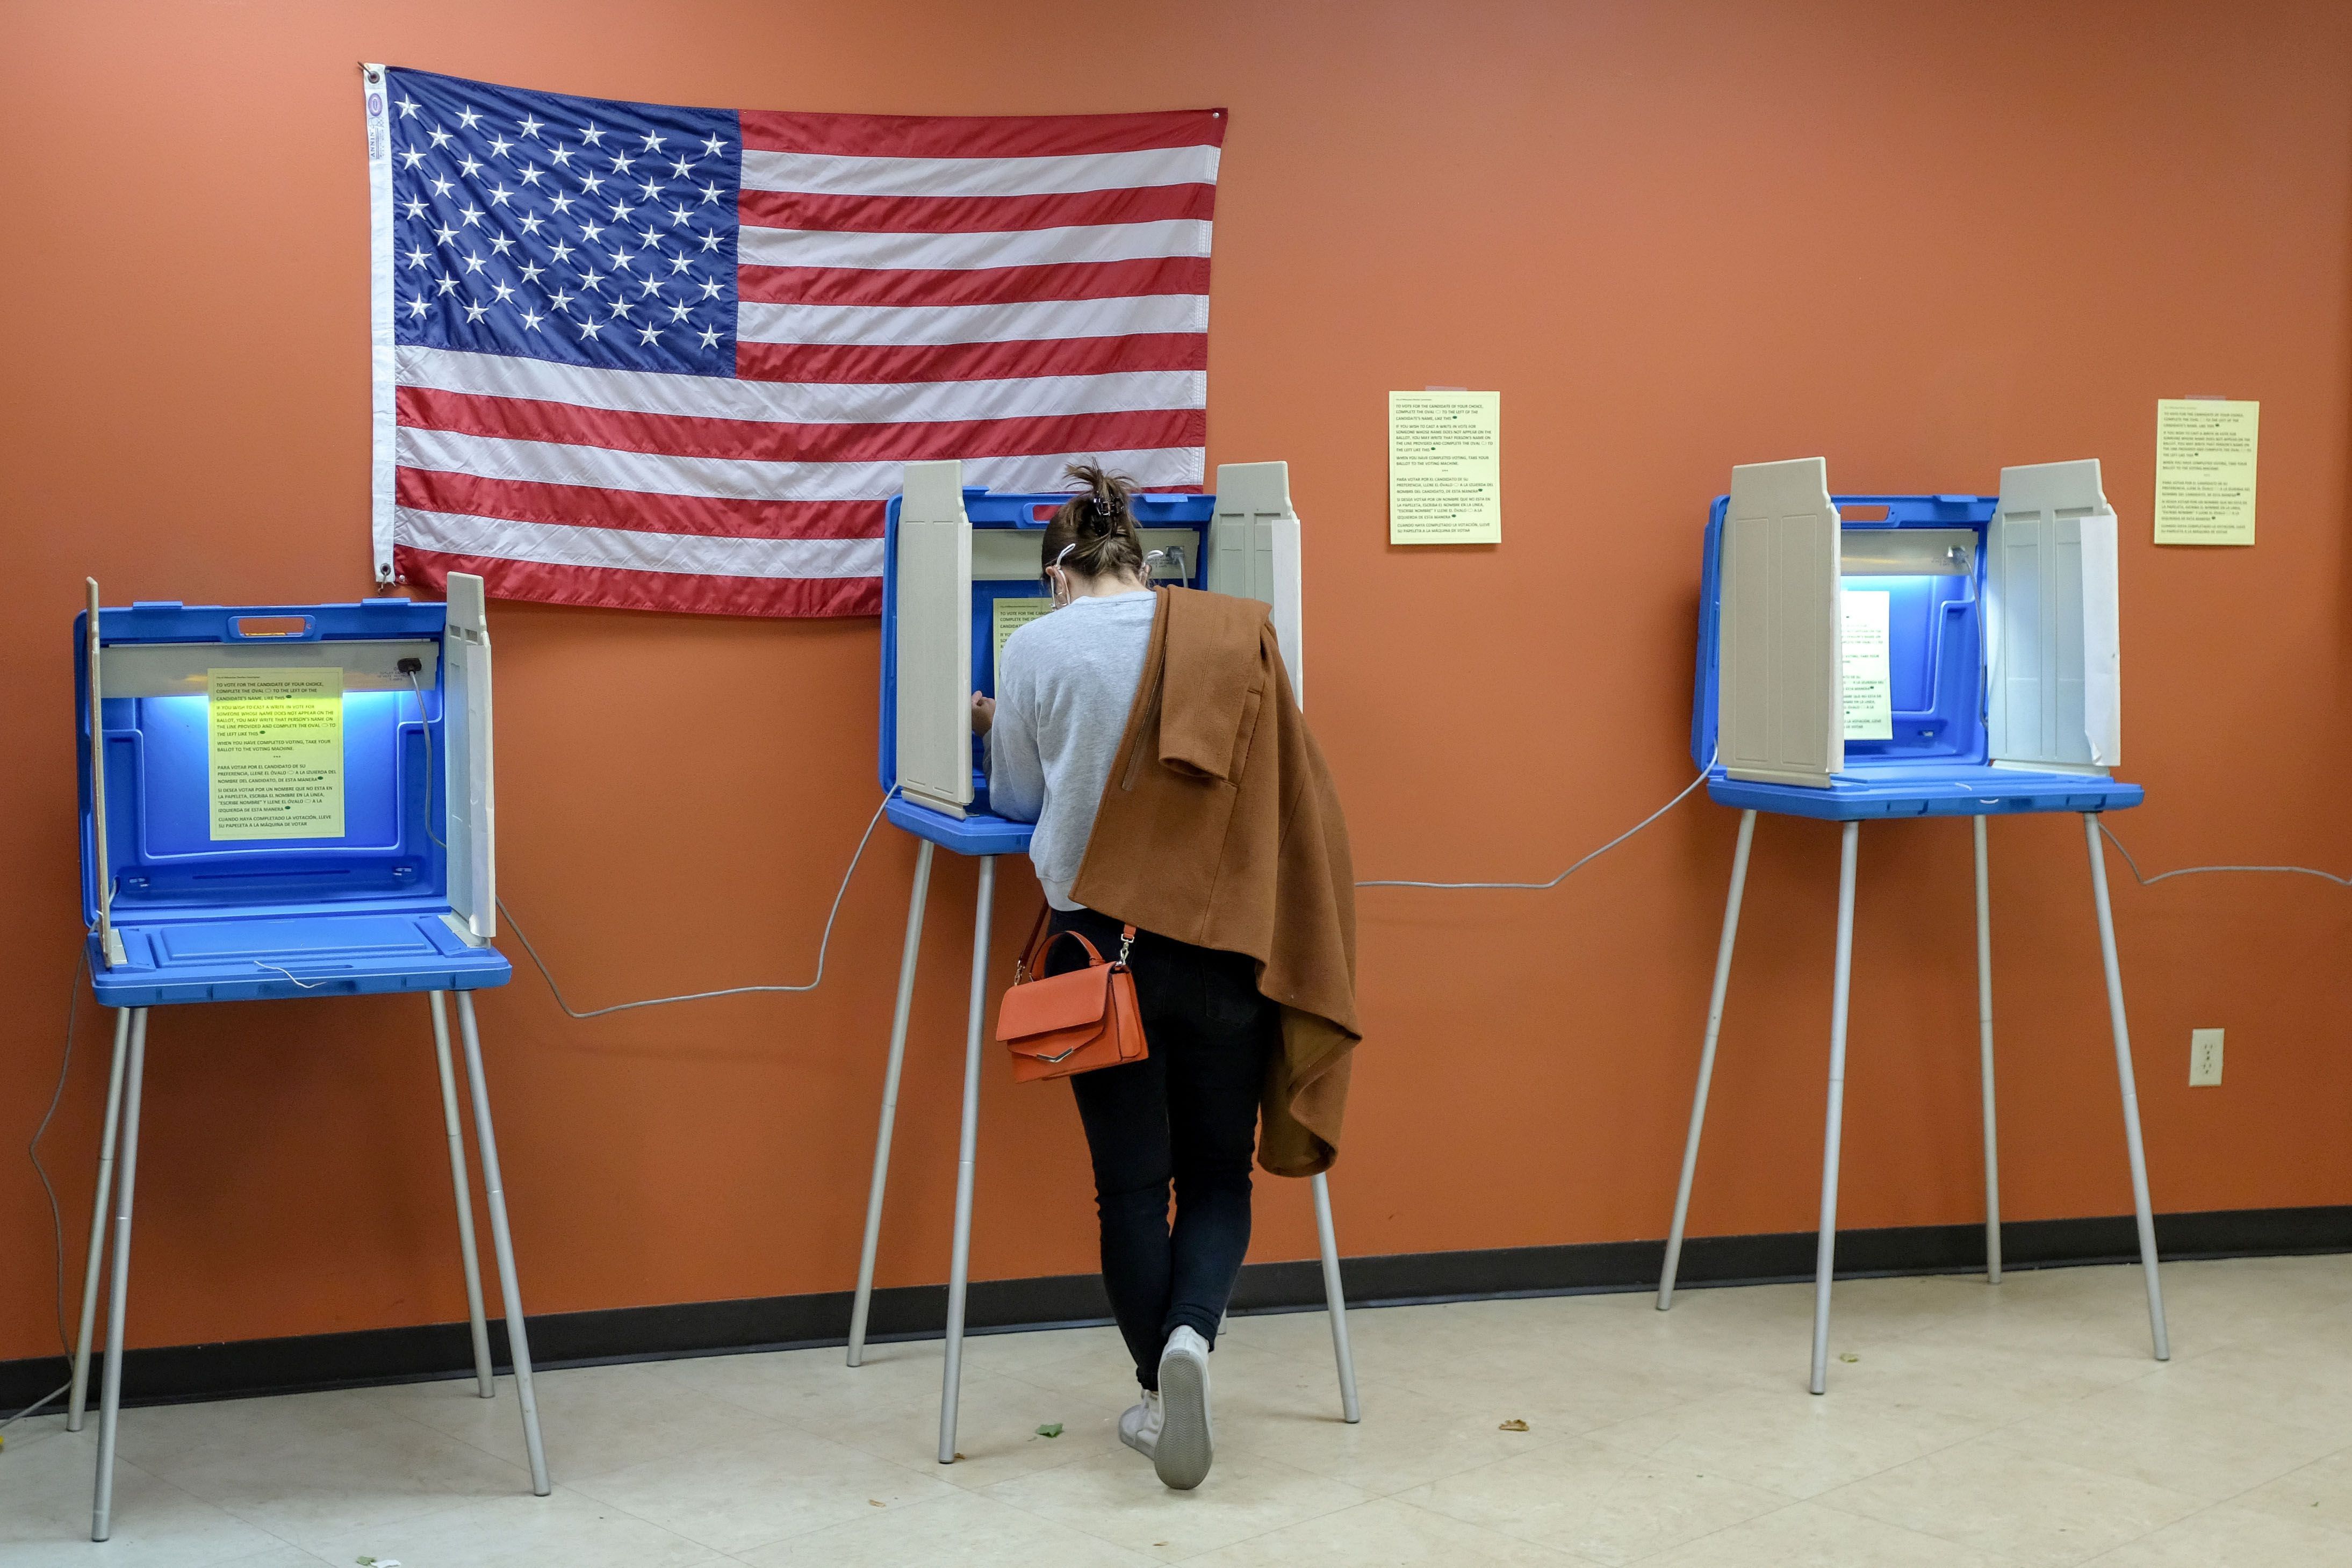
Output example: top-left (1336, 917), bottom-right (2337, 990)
top-left (389, 68), bottom-right (739, 376)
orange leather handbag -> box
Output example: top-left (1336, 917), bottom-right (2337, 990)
top-left (995, 909), bottom-right (1148, 1082)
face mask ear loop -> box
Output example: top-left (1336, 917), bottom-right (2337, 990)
top-left (1047, 542), bottom-right (1077, 607)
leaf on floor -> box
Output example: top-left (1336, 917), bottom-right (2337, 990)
top-left (868, 1499), bottom-right (884, 1507)
top-left (1838, 1353), bottom-right (1859, 1363)
top-left (1036, 1422), bottom-right (1064, 1438)
top-left (1498, 1418), bottom-right (1530, 1432)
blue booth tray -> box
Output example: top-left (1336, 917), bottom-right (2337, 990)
top-left (884, 793), bottom-right (1035, 857)
top-left (92, 911), bottom-right (513, 1008)
top-left (1705, 764), bottom-right (2142, 821)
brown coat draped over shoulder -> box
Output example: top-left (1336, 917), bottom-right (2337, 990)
top-left (1069, 587), bottom-right (1358, 1177)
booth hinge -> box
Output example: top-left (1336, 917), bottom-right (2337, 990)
top-left (440, 912), bottom-right (491, 948)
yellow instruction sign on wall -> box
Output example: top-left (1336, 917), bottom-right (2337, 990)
top-left (2154, 399), bottom-right (2259, 545)
top-left (1389, 391), bottom-right (1501, 544)
top-left (208, 667), bottom-right (346, 840)
top-left (992, 595), bottom-right (1053, 668)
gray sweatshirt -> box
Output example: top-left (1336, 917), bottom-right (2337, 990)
top-left (986, 590), bottom-right (1155, 910)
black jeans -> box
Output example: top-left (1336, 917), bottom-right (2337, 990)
top-left (1045, 907), bottom-right (1277, 1391)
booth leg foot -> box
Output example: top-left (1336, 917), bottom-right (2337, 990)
top-left (456, 992), bottom-right (552, 1493)
top-left (68, 1009), bottom-right (132, 1433)
top-left (91, 1009), bottom-right (147, 1542)
top-left (2084, 814), bottom-right (2169, 1362)
top-left (1661, 809), bottom-right (1756, 1310)
top-left (1810, 823), bottom-right (1859, 1396)
top-left (1974, 816), bottom-right (2002, 1285)
top-left (431, 992), bottom-right (496, 1397)
top-left (850, 839), bottom-right (934, 1368)
top-left (1311, 1172), bottom-right (1361, 1422)
top-left (940, 855), bottom-right (995, 1464)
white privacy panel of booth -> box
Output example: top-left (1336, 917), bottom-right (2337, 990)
top-left (1207, 459), bottom-right (1304, 701)
top-left (1987, 458), bottom-right (2121, 772)
top-left (1718, 457), bottom-right (1842, 787)
top-left (894, 460), bottom-right (975, 818)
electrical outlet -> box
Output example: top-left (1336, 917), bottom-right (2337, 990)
top-left (2190, 1028), bottom-right (2224, 1087)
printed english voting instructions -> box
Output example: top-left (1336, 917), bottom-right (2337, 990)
top-left (207, 666), bottom-right (347, 840)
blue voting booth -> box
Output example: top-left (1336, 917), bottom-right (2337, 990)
top-left (1656, 458), bottom-right (2169, 1393)
top-left (849, 459), bottom-right (1358, 1465)
top-left (70, 577), bottom-right (548, 1540)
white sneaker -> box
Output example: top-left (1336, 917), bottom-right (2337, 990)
top-left (1118, 1389), bottom-right (1162, 1459)
top-left (1154, 1326), bottom-right (1214, 1490)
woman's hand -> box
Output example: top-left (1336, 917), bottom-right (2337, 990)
top-left (971, 692), bottom-right (996, 735)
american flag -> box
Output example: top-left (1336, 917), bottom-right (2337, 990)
top-left (363, 67), bottom-right (1224, 617)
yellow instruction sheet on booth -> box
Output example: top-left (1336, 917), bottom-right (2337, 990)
top-left (993, 595), bottom-right (1053, 666)
top-left (208, 666), bottom-right (346, 840)
top-left (1840, 589), bottom-right (1893, 740)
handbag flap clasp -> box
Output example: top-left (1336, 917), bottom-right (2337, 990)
top-left (995, 965), bottom-right (1114, 1041)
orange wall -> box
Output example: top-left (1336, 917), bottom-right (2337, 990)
top-left (5, 0), bottom-right (2350, 1363)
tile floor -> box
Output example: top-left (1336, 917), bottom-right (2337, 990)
top-left (5, 1255), bottom-right (2351, 1565)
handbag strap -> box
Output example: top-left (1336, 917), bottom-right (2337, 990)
top-left (1016, 903), bottom-right (1052, 982)
top-left (1033, 930), bottom-right (1107, 972)
top-left (1015, 908), bottom-right (1140, 983)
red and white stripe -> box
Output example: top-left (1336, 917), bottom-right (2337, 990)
top-left (392, 108), bottom-right (1224, 617)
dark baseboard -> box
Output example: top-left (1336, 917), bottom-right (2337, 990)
top-left (9, 1204), bottom-right (2347, 1415)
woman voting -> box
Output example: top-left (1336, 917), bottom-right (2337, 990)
top-left (973, 463), bottom-right (1360, 1492)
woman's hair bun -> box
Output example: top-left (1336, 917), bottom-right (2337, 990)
top-left (1041, 459), bottom-right (1146, 580)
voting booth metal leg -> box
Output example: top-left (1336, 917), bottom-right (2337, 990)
top-left (1311, 1171), bottom-right (1361, 1422)
top-left (939, 855), bottom-right (996, 1464)
top-left (848, 838), bottom-right (937, 1368)
top-left (2083, 814), bottom-right (2170, 1362)
top-left (1809, 822), bottom-right (1860, 1396)
top-left (68, 1008), bottom-right (133, 1433)
top-left (430, 993), bottom-right (497, 1397)
top-left (1659, 808), bottom-right (1758, 1310)
top-left (454, 992), bottom-right (552, 1494)
top-left (90, 1008), bottom-right (147, 1543)
top-left (1974, 816), bottom-right (2002, 1285)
